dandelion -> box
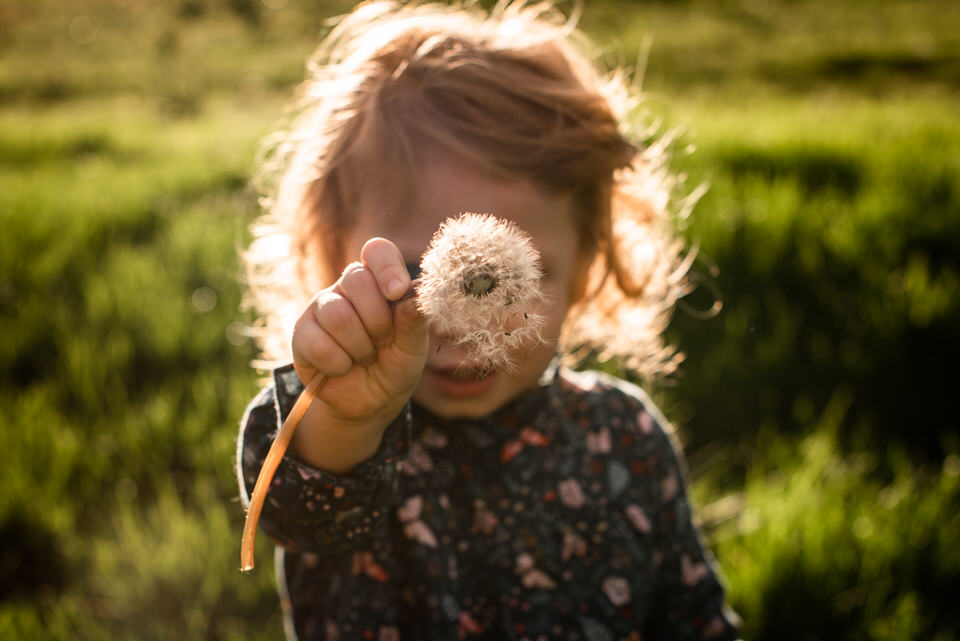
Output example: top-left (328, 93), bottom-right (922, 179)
top-left (417, 212), bottom-right (545, 373)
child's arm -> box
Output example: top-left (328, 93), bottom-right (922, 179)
top-left (236, 370), bottom-right (411, 557)
top-left (288, 237), bottom-right (429, 474)
top-left (236, 238), bottom-right (426, 564)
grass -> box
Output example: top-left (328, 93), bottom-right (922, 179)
top-left (1, 0), bottom-right (958, 639)
top-left (581, 0), bottom-right (960, 99)
top-left (720, 435), bottom-right (959, 641)
top-left (0, 97), bottom-right (282, 639)
top-left (656, 95), bottom-right (960, 458)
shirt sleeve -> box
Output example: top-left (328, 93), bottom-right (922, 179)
top-left (236, 364), bottom-right (411, 556)
top-left (640, 407), bottom-right (741, 641)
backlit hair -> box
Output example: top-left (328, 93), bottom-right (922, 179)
top-left (244, 0), bottom-right (691, 377)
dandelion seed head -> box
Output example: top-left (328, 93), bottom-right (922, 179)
top-left (417, 213), bottom-right (545, 372)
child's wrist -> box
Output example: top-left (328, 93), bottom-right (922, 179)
top-left (289, 401), bottom-right (395, 474)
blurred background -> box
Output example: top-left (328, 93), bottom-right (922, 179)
top-left (1, 0), bottom-right (958, 639)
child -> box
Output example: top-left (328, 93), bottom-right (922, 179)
top-left (237, 2), bottom-right (740, 639)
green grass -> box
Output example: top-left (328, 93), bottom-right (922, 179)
top-left (0, 98), bottom-right (282, 638)
top-left (726, 441), bottom-right (960, 640)
top-left (1, 0), bottom-right (958, 639)
top-left (656, 96), bottom-right (960, 458)
top-left (581, 0), bottom-right (960, 99)
top-left (692, 393), bottom-right (960, 640)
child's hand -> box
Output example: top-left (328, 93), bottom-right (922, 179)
top-left (289, 238), bottom-right (429, 472)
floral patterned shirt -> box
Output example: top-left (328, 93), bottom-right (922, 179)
top-left (237, 363), bottom-right (740, 641)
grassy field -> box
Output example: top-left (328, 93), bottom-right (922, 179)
top-left (2, 1), bottom-right (959, 639)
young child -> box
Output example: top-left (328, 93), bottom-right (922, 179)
top-left (237, 2), bottom-right (740, 639)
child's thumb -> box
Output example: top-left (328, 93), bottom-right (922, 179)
top-left (392, 292), bottom-right (429, 359)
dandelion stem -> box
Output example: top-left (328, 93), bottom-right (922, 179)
top-left (241, 371), bottom-right (328, 571)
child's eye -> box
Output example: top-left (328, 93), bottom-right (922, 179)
top-left (405, 261), bottom-right (422, 280)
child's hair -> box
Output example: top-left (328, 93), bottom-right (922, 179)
top-left (244, 0), bottom-right (691, 378)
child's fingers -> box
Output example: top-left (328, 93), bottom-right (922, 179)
top-left (360, 237), bottom-right (410, 301)
top-left (309, 291), bottom-right (378, 367)
top-left (292, 312), bottom-right (353, 378)
top-left (336, 262), bottom-right (394, 348)
top-left (356, 238), bottom-right (427, 359)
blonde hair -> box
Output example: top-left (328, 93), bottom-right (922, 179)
top-left (245, 0), bottom-right (690, 377)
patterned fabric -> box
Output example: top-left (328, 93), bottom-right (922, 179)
top-left (237, 363), bottom-right (740, 641)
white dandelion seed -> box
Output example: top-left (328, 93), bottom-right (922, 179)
top-left (416, 212), bottom-right (546, 373)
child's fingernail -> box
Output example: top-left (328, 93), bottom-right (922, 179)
top-left (386, 278), bottom-right (407, 299)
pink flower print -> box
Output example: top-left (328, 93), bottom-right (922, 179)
top-left (558, 478), bottom-right (585, 509)
top-left (458, 611), bottom-right (484, 635)
top-left (515, 552), bottom-right (535, 573)
top-left (378, 626), bottom-right (400, 641)
top-left (586, 426), bottom-right (612, 453)
top-left (400, 442), bottom-right (433, 475)
top-left (420, 426), bottom-right (448, 449)
top-left (521, 569), bottom-right (557, 590)
top-left (365, 561), bottom-right (388, 582)
top-left (638, 411), bottom-right (654, 434)
top-left (661, 470), bottom-right (678, 501)
top-left (601, 576), bottom-right (631, 606)
top-left (681, 554), bottom-right (708, 586)
top-left (397, 495), bottom-right (423, 522)
top-left (500, 427), bottom-right (549, 462)
top-left (350, 551), bottom-right (365, 575)
top-left (501, 438), bottom-right (524, 463)
top-left (351, 551), bottom-right (388, 582)
top-left (561, 529), bottom-right (587, 561)
top-left (515, 552), bottom-right (557, 589)
top-left (398, 495), bottom-right (437, 547)
top-left (624, 504), bottom-right (652, 533)
top-left (403, 520), bottom-right (438, 548)
top-left (296, 465), bottom-right (325, 481)
top-left (520, 427), bottom-right (549, 446)
top-left (471, 508), bottom-right (499, 535)
top-left (409, 442), bottom-right (433, 470)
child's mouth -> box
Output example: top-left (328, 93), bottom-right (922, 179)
top-left (425, 366), bottom-right (499, 398)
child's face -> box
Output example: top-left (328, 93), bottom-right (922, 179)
top-left (345, 152), bottom-right (584, 419)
